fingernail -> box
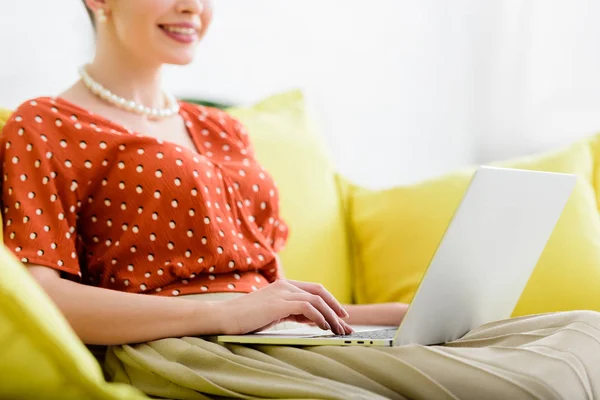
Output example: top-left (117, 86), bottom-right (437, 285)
top-left (325, 323), bottom-right (332, 331)
top-left (343, 322), bottom-right (354, 333)
top-left (342, 309), bottom-right (350, 318)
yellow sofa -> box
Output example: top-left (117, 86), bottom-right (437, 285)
top-left (1, 91), bottom-right (600, 399)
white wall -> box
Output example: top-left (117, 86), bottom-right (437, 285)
top-left (472, 0), bottom-right (600, 162)
top-left (0, 2), bottom-right (93, 107)
top-left (2, 1), bottom-right (600, 189)
top-left (164, 0), bottom-right (478, 188)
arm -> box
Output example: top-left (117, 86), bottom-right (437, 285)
top-left (343, 303), bottom-right (409, 326)
top-left (28, 265), bottom-right (223, 345)
top-left (28, 266), bottom-right (353, 345)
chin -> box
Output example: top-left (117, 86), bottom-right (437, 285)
top-left (161, 51), bottom-right (197, 66)
top-left (165, 57), bottom-right (196, 66)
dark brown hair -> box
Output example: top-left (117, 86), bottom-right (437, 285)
top-left (82, 1), bottom-right (96, 30)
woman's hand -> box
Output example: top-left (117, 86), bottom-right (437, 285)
top-left (216, 279), bottom-right (354, 336)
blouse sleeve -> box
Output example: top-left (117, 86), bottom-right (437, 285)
top-left (0, 107), bottom-right (81, 277)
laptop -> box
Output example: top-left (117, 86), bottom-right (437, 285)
top-left (218, 166), bottom-right (577, 347)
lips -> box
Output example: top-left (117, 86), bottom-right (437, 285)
top-left (158, 24), bottom-right (200, 44)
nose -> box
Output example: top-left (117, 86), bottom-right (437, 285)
top-left (176, 0), bottom-right (204, 15)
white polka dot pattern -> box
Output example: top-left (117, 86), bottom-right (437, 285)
top-left (0, 97), bottom-right (287, 296)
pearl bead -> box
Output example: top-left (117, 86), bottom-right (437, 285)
top-left (78, 65), bottom-right (179, 119)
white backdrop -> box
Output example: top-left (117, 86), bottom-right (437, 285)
top-left (1, 1), bottom-right (600, 189)
top-left (472, 0), bottom-right (600, 163)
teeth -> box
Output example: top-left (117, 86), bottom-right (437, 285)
top-left (163, 26), bottom-right (196, 35)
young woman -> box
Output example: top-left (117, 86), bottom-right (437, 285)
top-left (2, 1), bottom-right (599, 398)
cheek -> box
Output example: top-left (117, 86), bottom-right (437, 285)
top-left (113, 13), bottom-right (162, 56)
top-left (202, 0), bottom-right (213, 15)
top-left (198, 1), bottom-right (213, 39)
top-left (112, 1), bottom-right (165, 46)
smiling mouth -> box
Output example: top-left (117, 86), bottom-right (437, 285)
top-left (159, 25), bottom-right (197, 35)
top-left (158, 24), bottom-right (200, 44)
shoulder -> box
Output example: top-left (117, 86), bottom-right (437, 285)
top-left (180, 101), bottom-right (232, 123)
top-left (180, 101), bottom-right (250, 144)
top-left (3, 97), bottom-right (62, 137)
top-left (0, 97), bottom-right (84, 165)
top-left (2, 97), bottom-right (88, 143)
top-left (5, 97), bottom-right (59, 123)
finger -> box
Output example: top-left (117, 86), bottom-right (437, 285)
top-left (284, 280), bottom-right (349, 319)
top-left (287, 293), bottom-right (345, 335)
top-left (286, 301), bottom-right (331, 332)
top-left (294, 313), bottom-right (353, 335)
top-left (340, 319), bottom-right (354, 334)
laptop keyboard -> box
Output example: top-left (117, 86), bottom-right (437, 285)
top-left (335, 328), bottom-right (397, 340)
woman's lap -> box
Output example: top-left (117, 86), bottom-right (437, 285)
top-left (105, 310), bottom-right (600, 400)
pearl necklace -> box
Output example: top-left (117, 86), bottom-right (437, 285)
top-left (78, 65), bottom-right (180, 119)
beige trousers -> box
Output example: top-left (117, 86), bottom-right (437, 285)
top-left (104, 294), bottom-right (600, 399)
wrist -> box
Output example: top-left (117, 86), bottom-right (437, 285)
top-left (343, 303), bottom-right (408, 326)
top-left (187, 299), bottom-right (226, 335)
top-left (380, 303), bottom-right (408, 326)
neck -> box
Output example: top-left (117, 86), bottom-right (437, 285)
top-left (86, 32), bottom-right (166, 109)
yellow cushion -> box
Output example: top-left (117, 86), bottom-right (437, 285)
top-left (0, 245), bottom-right (147, 399)
top-left (351, 135), bottom-right (600, 316)
top-left (0, 108), bottom-right (12, 134)
top-left (228, 91), bottom-right (352, 302)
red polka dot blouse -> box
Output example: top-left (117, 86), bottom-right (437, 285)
top-left (0, 97), bottom-right (289, 296)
